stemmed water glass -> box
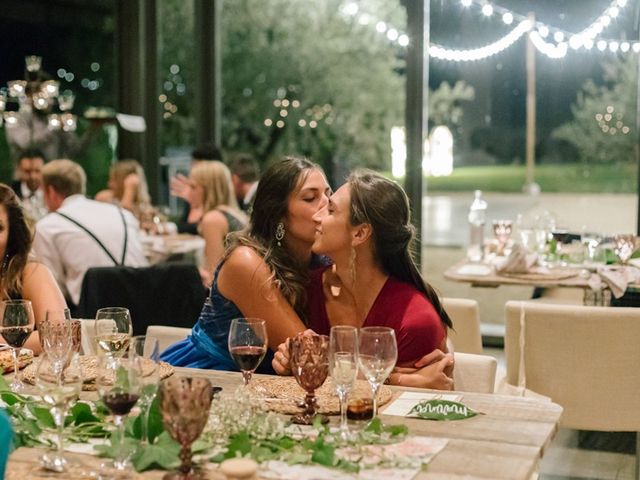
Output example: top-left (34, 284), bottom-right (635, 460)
top-left (159, 376), bottom-right (212, 480)
top-left (94, 307), bottom-right (133, 358)
top-left (1, 299), bottom-right (35, 392)
top-left (96, 348), bottom-right (141, 475)
top-left (329, 326), bottom-right (358, 441)
top-left (290, 333), bottom-right (330, 425)
top-left (492, 219), bottom-right (513, 255)
top-left (228, 318), bottom-right (267, 387)
top-left (36, 352), bottom-right (83, 472)
top-left (357, 327), bottom-right (397, 420)
top-left (40, 309), bottom-right (73, 377)
top-left (130, 335), bottom-right (160, 445)
top-left (613, 234), bottom-right (638, 264)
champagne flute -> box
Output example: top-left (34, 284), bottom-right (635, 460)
top-left (1, 299), bottom-right (35, 392)
top-left (36, 353), bottom-right (82, 472)
top-left (94, 307), bottom-right (132, 358)
top-left (96, 348), bottom-right (141, 474)
top-left (228, 318), bottom-right (267, 387)
top-left (329, 326), bottom-right (358, 441)
top-left (357, 327), bottom-right (397, 420)
top-left (130, 335), bottom-right (160, 445)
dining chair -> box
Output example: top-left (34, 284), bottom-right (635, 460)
top-left (504, 301), bottom-right (640, 476)
top-left (442, 297), bottom-right (483, 354)
top-left (146, 325), bottom-right (191, 354)
top-left (453, 352), bottom-right (497, 394)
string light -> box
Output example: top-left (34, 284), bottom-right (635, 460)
top-left (338, 0), bottom-right (637, 62)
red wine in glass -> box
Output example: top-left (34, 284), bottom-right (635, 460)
top-left (102, 392), bottom-right (140, 416)
top-left (230, 345), bottom-right (266, 372)
top-left (3, 325), bottom-right (33, 348)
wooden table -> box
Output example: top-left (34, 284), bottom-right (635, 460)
top-left (7, 368), bottom-right (563, 480)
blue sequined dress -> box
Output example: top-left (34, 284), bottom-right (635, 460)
top-left (160, 261), bottom-right (275, 373)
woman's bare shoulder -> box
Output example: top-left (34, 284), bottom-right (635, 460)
top-left (201, 209), bottom-right (227, 227)
top-left (95, 189), bottom-right (114, 203)
top-left (219, 246), bottom-right (271, 287)
top-left (22, 261), bottom-right (54, 281)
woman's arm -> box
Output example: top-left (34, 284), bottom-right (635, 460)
top-left (120, 173), bottom-right (140, 212)
top-left (218, 247), bottom-right (307, 350)
top-left (10, 262), bottom-right (68, 354)
top-left (199, 210), bottom-right (229, 286)
top-left (389, 349), bottom-right (454, 390)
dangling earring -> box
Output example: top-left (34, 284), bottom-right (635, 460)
top-left (348, 247), bottom-right (357, 285)
top-left (1, 254), bottom-right (8, 274)
top-left (275, 222), bottom-right (285, 247)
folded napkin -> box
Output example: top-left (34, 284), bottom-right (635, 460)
top-left (593, 265), bottom-right (640, 299)
top-left (494, 244), bottom-right (539, 274)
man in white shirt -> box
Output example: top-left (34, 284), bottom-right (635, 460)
top-left (33, 159), bottom-right (148, 306)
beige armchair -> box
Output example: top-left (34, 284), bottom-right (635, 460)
top-left (453, 352), bottom-right (497, 393)
top-left (146, 325), bottom-right (191, 354)
top-left (442, 297), bottom-right (483, 354)
top-left (504, 301), bottom-right (640, 474)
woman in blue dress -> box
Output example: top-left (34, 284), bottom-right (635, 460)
top-left (161, 157), bottom-right (331, 373)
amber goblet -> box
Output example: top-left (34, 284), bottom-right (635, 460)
top-left (159, 376), bottom-right (213, 480)
top-left (290, 334), bottom-right (330, 425)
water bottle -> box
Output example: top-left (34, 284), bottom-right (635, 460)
top-left (467, 190), bottom-right (487, 262)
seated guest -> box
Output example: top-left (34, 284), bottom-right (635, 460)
top-left (273, 169), bottom-right (454, 389)
top-left (189, 161), bottom-right (247, 285)
top-left (228, 153), bottom-right (260, 211)
top-left (171, 143), bottom-right (224, 234)
top-left (161, 157), bottom-right (331, 371)
top-left (10, 148), bottom-right (47, 220)
top-left (95, 159), bottom-right (151, 217)
top-left (32, 160), bottom-right (148, 307)
top-left (0, 184), bottom-right (67, 354)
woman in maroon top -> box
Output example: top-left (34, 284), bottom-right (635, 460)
top-left (274, 169), bottom-right (454, 389)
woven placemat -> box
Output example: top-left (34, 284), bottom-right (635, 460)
top-left (21, 355), bottom-right (174, 391)
top-left (502, 268), bottom-right (580, 281)
top-left (0, 349), bottom-right (33, 374)
top-left (250, 376), bottom-right (392, 415)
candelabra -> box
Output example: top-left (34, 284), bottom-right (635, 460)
top-left (0, 56), bottom-right (77, 134)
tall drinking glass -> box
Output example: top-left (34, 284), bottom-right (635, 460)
top-left (96, 348), bottom-right (141, 474)
top-left (94, 307), bottom-right (132, 358)
top-left (1, 299), bottom-right (35, 391)
top-left (228, 318), bottom-right (267, 386)
top-left (130, 335), bottom-right (160, 444)
top-left (329, 326), bottom-right (358, 441)
top-left (40, 311), bottom-right (73, 380)
top-left (357, 327), bottom-right (397, 419)
top-left (36, 353), bottom-right (82, 472)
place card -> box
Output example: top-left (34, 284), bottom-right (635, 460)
top-left (381, 391), bottom-right (462, 417)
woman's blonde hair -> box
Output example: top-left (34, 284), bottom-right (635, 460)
top-left (110, 159), bottom-right (151, 206)
top-left (190, 161), bottom-right (239, 213)
top-left (0, 184), bottom-right (34, 299)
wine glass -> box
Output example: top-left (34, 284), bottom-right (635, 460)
top-left (40, 309), bottom-right (74, 379)
top-left (357, 327), bottom-right (397, 420)
top-left (130, 335), bottom-right (160, 445)
top-left (329, 326), bottom-right (358, 441)
top-left (1, 299), bottom-right (35, 392)
top-left (228, 318), bottom-right (267, 386)
top-left (94, 307), bottom-right (132, 358)
top-left (492, 219), bottom-right (513, 255)
top-left (159, 376), bottom-right (212, 480)
top-left (290, 333), bottom-right (330, 425)
top-left (613, 234), bottom-right (638, 264)
top-left (96, 348), bottom-right (141, 474)
top-left (36, 353), bottom-right (82, 472)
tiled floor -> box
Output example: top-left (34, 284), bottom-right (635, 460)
top-left (484, 347), bottom-right (636, 480)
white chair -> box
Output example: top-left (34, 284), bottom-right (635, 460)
top-left (453, 352), bottom-right (497, 394)
top-left (78, 318), bottom-right (96, 356)
top-left (442, 297), bottom-right (483, 354)
top-left (504, 301), bottom-right (640, 476)
top-left (146, 325), bottom-right (191, 354)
